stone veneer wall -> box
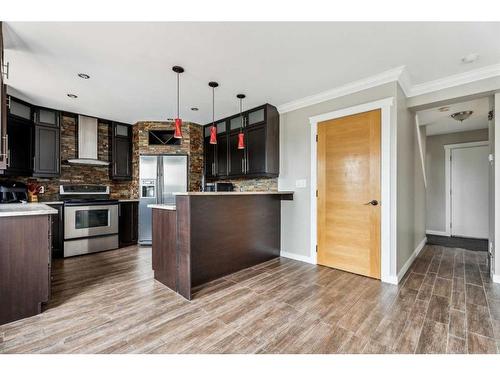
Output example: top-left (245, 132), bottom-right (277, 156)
top-left (0, 116), bottom-right (204, 201)
top-left (222, 177), bottom-right (278, 192)
top-left (130, 121), bottom-right (203, 198)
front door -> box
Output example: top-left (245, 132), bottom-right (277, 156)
top-left (317, 109), bottom-right (381, 279)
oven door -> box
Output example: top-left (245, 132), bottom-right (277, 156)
top-left (64, 204), bottom-right (119, 240)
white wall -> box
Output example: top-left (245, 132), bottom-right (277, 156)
top-left (396, 85), bottom-right (427, 271)
top-left (426, 129), bottom-right (489, 233)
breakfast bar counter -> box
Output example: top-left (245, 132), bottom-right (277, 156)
top-left (149, 191), bottom-right (293, 299)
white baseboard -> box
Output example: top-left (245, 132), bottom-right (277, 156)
top-left (382, 275), bottom-right (399, 285)
top-left (426, 230), bottom-right (450, 237)
top-left (397, 237), bottom-right (427, 282)
top-left (493, 274), bottom-right (500, 284)
top-left (280, 251), bottom-right (316, 265)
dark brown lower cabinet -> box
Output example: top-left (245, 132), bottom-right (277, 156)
top-left (119, 201), bottom-right (138, 247)
top-left (48, 203), bottom-right (64, 258)
top-left (0, 214), bottom-right (52, 325)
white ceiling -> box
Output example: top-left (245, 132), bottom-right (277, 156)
top-left (4, 22), bottom-right (500, 124)
top-left (417, 97), bottom-right (490, 136)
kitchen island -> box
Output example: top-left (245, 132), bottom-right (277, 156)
top-left (149, 191), bottom-right (293, 300)
top-left (0, 203), bottom-right (58, 324)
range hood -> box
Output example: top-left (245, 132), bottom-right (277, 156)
top-left (67, 115), bottom-right (110, 166)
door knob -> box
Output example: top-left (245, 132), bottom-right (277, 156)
top-left (364, 200), bottom-right (379, 206)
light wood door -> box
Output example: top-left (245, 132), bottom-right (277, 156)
top-left (317, 109), bottom-right (381, 279)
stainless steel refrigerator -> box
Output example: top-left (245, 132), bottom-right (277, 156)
top-left (139, 154), bottom-right (188, 245)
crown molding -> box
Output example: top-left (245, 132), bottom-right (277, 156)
top-left (277, 63), bottom-right (500, 114)
top-left (406, 63), bottom-right (500, 97)
top-left (277, 66), bottom-right (405, 114)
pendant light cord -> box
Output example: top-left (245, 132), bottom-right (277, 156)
top-left (176, 72), bottom-right (180, 119)
top-left (212, 87), bottom-right (215, 126)
top-left (240, 98), bottom-right (243, 131)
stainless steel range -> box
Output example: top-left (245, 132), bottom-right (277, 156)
top-left (60, 184), bottom-right (119, 257)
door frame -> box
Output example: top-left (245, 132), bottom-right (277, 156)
top-left (444, 140), bottom-right (489, 237)
top-left (309, 97), bottom-right (397, 284)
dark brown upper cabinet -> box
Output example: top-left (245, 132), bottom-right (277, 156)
top-left (0, 22), bottom-right (7, 171)
top-left (204, 104), bottom-right (279, 180)
top-left (34, 107), bottom-right (60, 128)
top-left (0, 97), bottom-right (33, 176)
top-left (33, 107), bottom-right (60, 177)
top-left (110, 122), bottom-right (132, 180)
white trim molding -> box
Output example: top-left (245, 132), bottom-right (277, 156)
top-left (309, 97), bottom-right (397, 284)
top-left (397, 237), bottom-right (427, 282)
top-left (415, 114), bottom-right (427, 189)
top-left (280, 251), bottom-right (316, 265)
top-left (278, 63), bottom-right (500, 114)
top-left (279, 67), bottom-right (405, 114)
top-left (426, 230), bottom-right (450, 237)
top-left (444, 141), bottom-right (490, 237)
top-left (409, 63), bottom-right (500, 97)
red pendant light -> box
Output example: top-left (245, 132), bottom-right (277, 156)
top-left (208, 81), bottom-right (219, 145)
top-left (237, 94), bottom-right (246, 149)
top-left (172, 66), bottom-right (184, 139)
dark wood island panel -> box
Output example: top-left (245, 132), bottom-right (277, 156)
top-left (151, 192), bottom-right (292, 300)
top-left (0, 215), bottom-right (51, 325)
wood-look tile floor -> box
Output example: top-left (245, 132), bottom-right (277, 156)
top-left (1, 244), bottom-right (499, 354)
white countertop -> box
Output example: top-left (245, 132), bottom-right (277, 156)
top-left (119, 199), bottom-right (140, 202)
top-left (0, 203), bottom-right (59, 217)
top-left (148, 204), bottom-right (176, 211)
top-left (173, 191), bottom-right (294, 196)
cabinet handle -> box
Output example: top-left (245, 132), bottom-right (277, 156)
top-left (241, 159), bottom-right (244, 173)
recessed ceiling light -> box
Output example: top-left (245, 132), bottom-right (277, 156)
top-left (67, 93), bottom-right (78, 98)
top-left (191, 107), bottom-right (199, 111)
top-left (78, 73), bottom-right (90, 79)
top-left (438, 106), bottom-right (450, 112)
top-left (461, 53), bottom-right (479, 64)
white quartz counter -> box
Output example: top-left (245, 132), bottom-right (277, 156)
top-left (147, 204), bottom-right (176, 211)
top-left (173, 191), bottom-right (294, 196)
top-left (0, 203), bottom-right (59, 217)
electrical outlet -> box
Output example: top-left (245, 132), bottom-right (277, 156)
top-left (39, 186), bottom-right (45, 194)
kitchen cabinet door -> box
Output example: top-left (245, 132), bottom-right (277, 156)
top-left (229, 132), bottom-right (245, 176)
top-left (216, 133), bottom-right (228, 177)
top-left (204, 136), bottom-right (216, 178)
top-left (34, 125), bottom-right (60, 177)
top-left (245, 124), bottom-right (266, 175)
top-left (0, 22), bottom-right (5, 170)
top-left (48, 204), bottom-right (64, 259)
top-left (119, 201), bottom-right (138, 247)
top-left (111, 122), bottom-right (132, 180)
top-left (0, 116), bottom-right (33, 176)
top-left (34, 108), bottom-right (59, 128)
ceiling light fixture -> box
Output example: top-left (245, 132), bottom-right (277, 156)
top-left (237, 94), bottom-right (246, 150)
top-left (461, 53), bottom-right (479, 64)
top-left (209, 82), bottom-right (219, 145)
top-left (67, 93), bottom-right (78, 98)
top-left (451, 110), bottom-right (473, 123)
top-left (78, 73), bottom-right (90, 79)
top-left (172, 66), bottom-right (184, 139)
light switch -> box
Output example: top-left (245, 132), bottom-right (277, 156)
top-left (295, 179), bottom-right (307, 188)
